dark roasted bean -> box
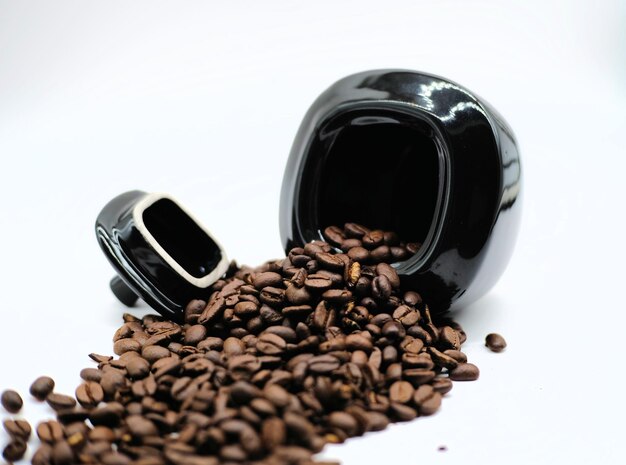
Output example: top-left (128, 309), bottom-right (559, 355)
top-left (485, 333), bottom-right (507, 352)
top-left (449, 363), bottom-right (480, 381)
top-left (46, 393), bottom-right (76, 411)
top-left (30, 376), bottom-right (55, 400)
top-left (3, 438), bottom-right (27, 462)
top-left (1, 389), bottom-right (23, 413)
top-left (37, 420), bottom-right (65, 443)
top-left (75, 381), bottom-right (104, 408)
top-left (3, 419), bottom-right (31, 440)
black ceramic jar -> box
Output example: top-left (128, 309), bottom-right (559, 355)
top-left (279, 69), bottom-right (522, 312)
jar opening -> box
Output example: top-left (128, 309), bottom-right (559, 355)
top-left (299, 108), bottom-right (441, 260)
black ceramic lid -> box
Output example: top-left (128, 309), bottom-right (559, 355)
top-left (279, 69), bottom-right (522, 312)
top-left (96, 191), bottom-right (229, 320)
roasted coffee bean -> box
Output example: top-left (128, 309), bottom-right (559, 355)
top-left (362, 230), bottom-right (384, 249)
top-left (439, 326), bottom-right (461, 350)
top-left (3, 419), bottom-right (31, 440)
top-left (347, 246), bottom-right (370, 263)
top-left (100, 370), bottom-right (127, 397)
top-left (198, 297), bottom-right (226, 325)
top-left (370, 245), bottom-right (391, 262)
top-left (80, 368), bottom-right (103, 382)
top-left (323, 225), bottom-right (345, 246)
top-left (375, 263), bottom-right (400, 288)
top-left (322, 289), bottom-right (353, 304)
top-left (389, 402), bottom-right (417, 422)
top-left (52, 440), bottom-right (74, 465)
top-left (37, 420), bottom-right (65, 443)
top-left (75, 381), bottom-right (104, 408)
top-left (389, 380), bottom-right (414, 404)
top-left (183, 325), bottom-right (207, 345)
top-left (259, 287), bottom-right (286, 306)
top-left (31, 444), bottom-right (53, 465)
top-left (403, 369), bottom-right (436, 385)
top-left (304, 274), bottom-right (333, 291)
top-left (449, 363), bottom-right (480, 381)
top-left (256, 333), bottom-right (287, 355)
top-left (345, 334), bottom-right (373, 352)
top-left (30, 376), bottom-right (55, 400)
top-left (316, 252), bottom-right (345, 271)
top-left (372, 275), bottom-right (392, 300)
top-left (127, 357), bottom-right (151, 379)
top-left (253, 271), bottom-right (283, 290)
top-left (308, 354), bottom-right (340, 374)
top-left (413, 385), bottom-right (443, 415)
top-left (3, 438), bottom-right (27, 462)
top-left (485, 333), bottom-right (507, 352)
top-left (46, 392), bottom-right (77, 411)
top-left (113, 338), bottom-right (141, 355)
top-left (1, 389), bottom-right (23, 413)
top-left (127, 415), bottom-right (158, 437)
top-left (444, 349), bottom-right (468, 363)
top-left (429, 347), bottom-right (459, 370)
top-left (393, 305), bottom-right (420, 326)
top-left (432, 377), bottom-right (454, 395)
top-left (223, 337), bottom-right (246, 355)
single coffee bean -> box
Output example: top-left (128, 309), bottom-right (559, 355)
top-left (428, 347), bottom-right (459, 370)
top-left (142, 345), bottom-right (172, 363)
top-left (372, 275), bottom-right (392, 300)
top-left (127, 415), bottom-right (159, 437)
top-left (362, 230), bottom-right (384, 249)
top-left (46, 392), bottom-right (76, 411)
top-left (3, 438), bottom-right (27, 462)
top-left (253, 271), bottom-right (283, 290)
top-left (113, 338), bottom-right (142, 355)
top-left (37, 420), bottom-right (65, 443)
top-left (347, 246), bottom-right (370, 262)
top-left (323, 225), bottom-right (345, 246)
top-left (3, 419), bottom-right (31, 440)
top-left (308, 354), bottom-right (340, 374)
top-left (328, 411), bottom-right (359, 436)
top-left (75, 381), bottom-right (105, 408)
top-left (257, 333), bottom-right (287, 355)
top-left (198, 296), bottom-right (226, 325)
top-left (51, 440), bottom-right (74, 465)
top-left (439, 326), bottom-right (461, 350)
top-left (1, 389), bottom-right (23, 413)
top-left (304, 274), bottom-right (333, 291)
top-left (184, 325), bottom-right (207, 345)
top-left (321, 289), bottom-right (353, 304)
top-left (393, 305), bottom-right (420, 326)
top-left (259, 287), bottom-right (286, 306)
top-left (389, 380), bottom-right (414, 404)
top-left (432, 377), bottom-right (454, 395)
top-left (443, 349), bottom-right (468, 363)
top-left (100, 370), bottom-right (127, 397)
top-left (31, 444), bottom-right (52, 465)
top-left (316, 252), bottom-right (345, 271)
top-left (449, 363), bottom-right (480, 381)
top-left (370, 245), bottom-right (391, 262)
top-left (485, 333), bottom-right (507, 352)
top-left (30, 376), bottom-right (55, 400)
top-left (80, 367), bottom-right (103, 382)
top-left (223, 337), bottom-right (246, 356)
top-left (389, 402), bottom-right (417, 422)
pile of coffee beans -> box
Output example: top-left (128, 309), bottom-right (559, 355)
top-left (2, 223), bottom-right (480, 465)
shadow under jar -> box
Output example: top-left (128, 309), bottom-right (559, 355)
top-left (279, 69), bottom-right (522, 313)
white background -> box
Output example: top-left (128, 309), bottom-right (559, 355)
top-left (1, 1), bottom-right (625, 464)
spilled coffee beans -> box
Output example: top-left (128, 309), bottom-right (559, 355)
top-left (2, 223), bottom-right (481, 465)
